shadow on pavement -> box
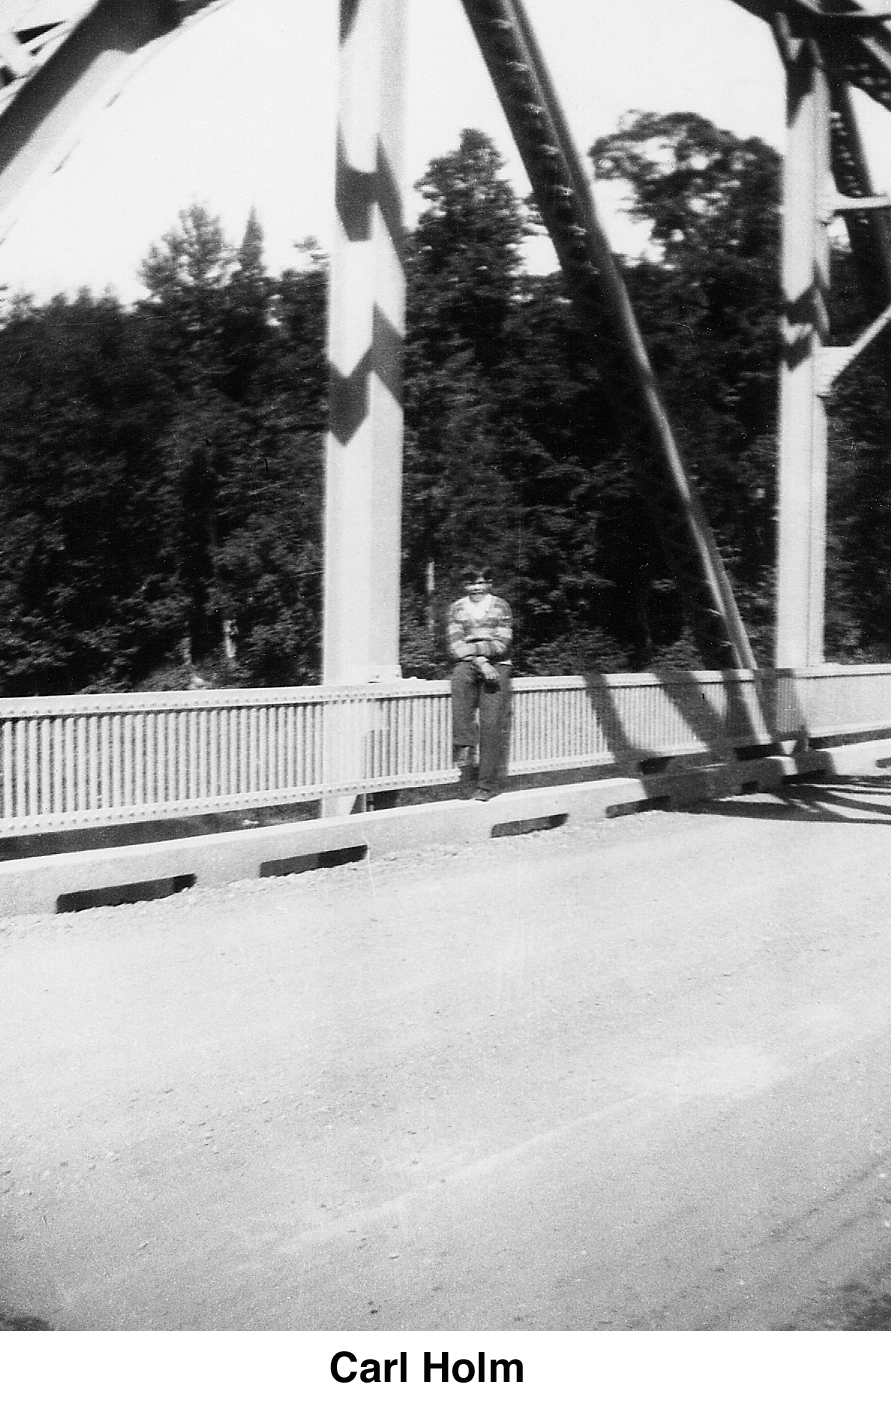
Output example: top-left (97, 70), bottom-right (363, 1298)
top-left (680, 777), bottom-right (891, 825)
top-left (787, 1278), bottom-right (891, 1331)
top-left (0, 1306), bottom-right (51, 1330)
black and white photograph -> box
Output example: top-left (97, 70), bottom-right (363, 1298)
top-left (2, 0), bottom-right (891, 1402)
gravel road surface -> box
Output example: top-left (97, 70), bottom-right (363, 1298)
top-left (3, 778), bottom-right (891, 1330)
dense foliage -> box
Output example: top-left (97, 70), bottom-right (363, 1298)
top-left (0, 113), bottom-right (889, 694)
top-left (0, 210), bottom-right (326, 693)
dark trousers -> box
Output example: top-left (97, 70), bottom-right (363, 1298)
top-left (451, 660), bottom-right (512, 791)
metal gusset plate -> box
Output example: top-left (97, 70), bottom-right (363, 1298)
top-left (734, 1), bottom-right (891, 111)
top-left (757, 5), bottom-right (891, 374)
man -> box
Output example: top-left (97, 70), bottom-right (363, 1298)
top-left (447, 565), bottom-right (512, 801)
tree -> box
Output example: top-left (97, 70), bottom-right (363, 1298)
top-left (0, 293), bottom-right (182, 692)
top-left (134, 208), bottom-right (327, 685)
top-left (139, 204), bottom-right (235, 390)
top-left (8, 114), bottom-right (891, 694)
top-left (590, 111), bottom-right (783, 658)
top-left (220, 208), bottom-right (275, 404)
top-left (409, 128), bottom-right (527, 372)
top-left (403, 127), bottom-right (676, 674)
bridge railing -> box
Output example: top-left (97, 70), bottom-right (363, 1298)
top-left (771, 662), bottom-right (891, 742)
top-left (1, 664), bottom-right (890, 836)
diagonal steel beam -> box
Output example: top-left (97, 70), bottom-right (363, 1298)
top-left (0, 0), bottom-right (227, 245)
top-left (829, 82), bottom-right (891, 307)
top-left (822, 81), bottom-right (891, 397)
top-left (461, 0), bottom-right (758, 670)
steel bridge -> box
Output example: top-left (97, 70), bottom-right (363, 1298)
top-left (3, 1), bottom-right (891, 900)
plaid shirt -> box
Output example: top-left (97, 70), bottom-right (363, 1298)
top-left (447, 595), bottom-right (513, 664)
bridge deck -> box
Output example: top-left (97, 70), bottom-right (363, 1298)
top-left (3, 780), bottom-right (891, 1332)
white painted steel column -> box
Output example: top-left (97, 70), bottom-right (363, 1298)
top-left (776, 40), bottom-right (830, 668)
top-left (322, 0), bottom-right (406, 687)
top-left (322, 0), bottom-right (406, 816)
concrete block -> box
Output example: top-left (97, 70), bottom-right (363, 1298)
top-left (1, 776), bottom-right (647, 918)
top-left (2, 742), bottom-right (888, 918)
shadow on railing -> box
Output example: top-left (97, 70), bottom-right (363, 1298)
top-left (578, 667), bottom-right (776, 773)
top-left (3, 666), bottom-right (891, 840)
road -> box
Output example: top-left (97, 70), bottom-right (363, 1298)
top-left (3, 778), bottom-right (891, 1331)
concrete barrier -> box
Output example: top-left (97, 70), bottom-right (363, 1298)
top-left (0, 743), bottom-right (884, 918)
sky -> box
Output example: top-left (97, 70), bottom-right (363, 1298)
top-left (0, 0), bottom-right (888, 302)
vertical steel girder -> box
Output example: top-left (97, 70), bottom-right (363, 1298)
top-left (737, 8), bottom-right (891, 667)
top-left (776, 37), bottom-right (831, 668)
top-left (771, 5), bottom-right (891, 667)
top-left (320, 0), bottom-right (407, 816)
top-left (321, 0), bottom-right (406, 690)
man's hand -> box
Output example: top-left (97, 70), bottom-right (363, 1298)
top-left (476, 658), bottom-right (499, 684)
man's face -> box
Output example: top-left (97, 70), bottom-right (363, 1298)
top-left (465, 576), bottom-right (491, 602)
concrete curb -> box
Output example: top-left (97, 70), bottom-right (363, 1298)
top-left (0, 742), bottom-right (884, 918)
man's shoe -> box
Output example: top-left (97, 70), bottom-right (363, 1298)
top-left (472, 788), bottom-right (494, 802)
